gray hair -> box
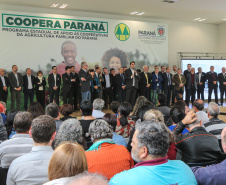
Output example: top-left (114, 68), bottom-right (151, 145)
top-left (88, 119), bottom-right (113, 142)
top-left (93, 98), bottom-right (105, 110)
top-left (67, 172), bottom-right (108, 185)
top-left (143, 109), bottom-right (164, 123)
top-left (142, 65), bottom-right (149, 69)
top-left (135, 121), bottom-right (169, 157)
top-left (207, 102), bottom-right (220, 118)
top-left (198, 67), bottom-right (202, 71)
top-left (186, 114), bottom-right (202, 129)
top-left (54, 119), bottom-right (83, 148)
top-left (0, 101), bottom-right (6, 108)
top-left (14, 111), bottom-right (34, 133)
top-left (45, 103), bottom-right (59, 118)
top-left (81, 62), bottom-right (87, 68)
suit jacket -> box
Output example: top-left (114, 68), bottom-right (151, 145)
top-left (186, 73), bottom-right (198, 89)
top-left (152, 73), bottom-right (163, 90)
top-left (78, 69), bottom-right (92, 92)
top-left (139, 72), bottom-right (151, 90)
top-left (0, 76), bottom-right (10, 94)
top-left (124, 68), bottom-right (140, 89)
top-left (196, 72), bottom-right (206, 89)
top-left (91, 75), bottom-right (100, 92)
top-left (35, 77), bottom-right (46, 91)
top-left (8, 72), bottom-right (23, 92)
top-left (184, 70), bottom-right (191, 78)
top-left (48, 73), bottom-right (61, 91)
top-left (162, 72), bottom-right (173, 90)
top-left (23, 75), bottom-right (35, 93)
top-left (173, 74), bottom-right (186, 91)
top-left (115, 73), bottom-right (126, 90)
top-left (62, 73), bottom-right (73, 93)
top-left (218, 73), bottom-right (226, 89)
top-left (206, 71), bottom-right (218, 88)
top-left (102, 73), bottom-right (114, 89)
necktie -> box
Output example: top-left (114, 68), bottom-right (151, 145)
top-left (145, 73), bottom-right (148, 84)
top-left (212, 73), bottom-right (215, 81)
top-left (168, 74), bottom-right (171, 86)
top-left (179, 75), bottom-right (182, 83)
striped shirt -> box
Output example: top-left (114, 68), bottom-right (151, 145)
top-left (204, 117), bottom-right (226, 139)
top-left (0, 134), bottom-right (33, 168)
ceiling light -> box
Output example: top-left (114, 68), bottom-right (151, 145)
top-left (59, 4), bottom-right (68, 8)
top-left (137, 12), bottom-right (145, 16)
top-left (51, 3), bottom-right (59, 8)
top-left (194, 18), bottom-right (206, 22)
top-left (130, 11), bottom-right (139, 15)
top-left (222, 19), bottom-right (226, 21)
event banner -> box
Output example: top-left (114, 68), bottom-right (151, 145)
top-left (0, 11), bottom-right (168, 75)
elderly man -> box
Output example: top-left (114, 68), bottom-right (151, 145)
top-left (193, 99), bottom-right (209, 125)
top-left (92, 98), bottom-right (105, 119)
top-left (162, 66), bottom-right (173, 106)
top-left (191, 127), bottom-right (226, 185)
top-left (139, 65), bottom-right (151, 101)
top-left (207, 66), bottom-right (218, 104)
top-left (0, 69), bottom-right (9, 103)
top-left (196, 67), bottom-right (206, 101)
top-left (151, 67), bottom-right (163, 104)
top-left (173, 68), bottom-right (186, 96)
top-left (218, 67), bottom-right (226, 105)
top-left (173, 111), bottom-right (222, 166)
top-left (186, 67), bottom-right (198, 105)
top-left (110, 120), bottom-right (197, 185)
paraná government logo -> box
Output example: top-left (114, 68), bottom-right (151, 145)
top-left (115, 23), bottom-right (130, 41)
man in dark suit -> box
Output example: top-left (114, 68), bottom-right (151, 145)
top-left (162, 66), bottom-right (173, 107)
top-left (139, 65), bottom-right (151, 101)
top-left (159, 66), bottom-right (166, 93)
top-left (8, 65), bottom-right (23, 110)
top-left (218, 67), bottom-right (226, 105)
top-left (173, 68), bottom-right (186, 96)
top-left (102, 67), bottom-right (114, 108)
top-left (95, 67), bottom-right (104, 99)
top-left (207, 66), bottom-right (218, 104)
top-left (115, 67), bottom-right (126, 102)
top-left (71, 66), bottom-right (80, 110)
top-left (0, 69), bottom-right (10, 103)
top-left (62, 66), bottom-right (74, 105)
top-left (48, 66), bottom-right (61, 105)
top-left (152, 68), bottom-right (163, 104)
top-left (124, 61), bottom-right (140, 107)
top-left (78, 62), bottom-right (92, 101)
top-left (186, 68), bottom-right (198, 105)
top-left (184, 64), bottom-right (191, 100)
top-left (196, 67), bottom-right (206, 101)
top-left (23, 68), bottom-right (35, 110)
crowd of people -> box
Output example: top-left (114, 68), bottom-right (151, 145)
top-left (0, 92), bottom-right (225, 184)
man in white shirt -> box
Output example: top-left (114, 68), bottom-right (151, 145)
top-left (171, 65), bottom-right (177, 105)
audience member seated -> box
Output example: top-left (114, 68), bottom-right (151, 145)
top-left (92, 98), bottom-right (105, 119)
top-left (168, 107), bottom-right (189, 134)
top-left (157, 93), bottom-right (171, 117)
top-left (54, 119), bottom-right (87, 150)
top-left (103, 113), bottom-right (127, 147)
top-left (191, 127), bottom-right (226, 185)
top-left (173, 111), bottom-right (222, 166)
top-left (4, 110), bottom-right (19, 139)
top-left (44, 142), bottom-right (87, 185)
top-left (0, 114), bottom-right (7, 141)
top-left (60, 104), bottom-right (75, 121)
top-left (110, 101), bottom-right (120, 117)
top-left (45, 103), bottom-right (63, 132)
top-left (0, 112), bottom-right (33, 168)
top-left (175, 93), bottom-right (183, 102)
top-left (27, 102), bottom-right (45, 118)
top-left (7, 115), bottom-right (56, 185)
top-left (193, 99), bottom-right (209, 125)
top-left (67, 172), bottom-right (108, 185)
top-left (0, 101), bottom-right (6, 123)
top-left (109, 121), bottom-right (197, 185)
top-left (116, 102), bottom-right (135, 137)
top-left (86, 119), bottom-right (134, 180)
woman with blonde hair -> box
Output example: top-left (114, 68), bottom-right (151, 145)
top-left (44, 142), bottom-right (88, 185)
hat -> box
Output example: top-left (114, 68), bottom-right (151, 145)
top-left (0, 104), bottom-right (4, 113)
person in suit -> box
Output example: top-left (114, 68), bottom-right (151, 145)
top-left (8, 65), bottom-right (23, 110)
top-left (162, 66), bottom-right (173, 107)
top-left (139, 65), bottom-right (151, 101)
top-left (184, 64), bottom-right (191, 100)
top-left (196, 67), bottom-right (206, 101)
top-left (151, 65), bottom-right (159, 75)
top-left (186, 68), bottom-right (198, 105)
top-left (218, 67), bottom-right (226, 105)
top-left (152, 67), bottom-right (163, 104)
top-left (95, 66), bottom-right (104, 99)
top-left (90, 69), bottom-right (100, 102)
top-left (115, 67), bottom-right (126, 102)
top-left (110, 68), bottom-right (117, 101)
top-left (0, 69), bottom-right (10, 103)
top-left (124, 61), bottom-right (140, 107)
top-left (78, 62), bottom-right (92, 101)
top-left (171, 65), bottom-right (177, 106)
top-left (23, 68), bottom-right (35, 110)
top-left (35, 71), bottom-right (46, 109)
top-left (48, 66), bottom-right (61, 105)
top-left (207, 66), bottom-right (218, 104)
top-left (173, 68), bottom-right (186, 96)
top-left (70, 66), bottom-right (80, 110)
top-left (62, 66), bottom-right (74, 105)
top-left (159, 66), bottom-right (166, 93)
top-left (102, 67), bottom-right (114, 109)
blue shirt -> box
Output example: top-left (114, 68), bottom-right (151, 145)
top-left (112, 132), bottom-right (127, 147)
top-left (169, 125), bottom-right (189, 134)
top-left (110, 160), bottom-right (197, 185)
top-left (1, 113), bottom-right (6, 124)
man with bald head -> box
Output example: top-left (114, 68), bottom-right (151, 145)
top-left (193, 99), bottom-right (209, 125)
top-left (0, 69), bottom-right (9, 103)
top-left (192, 127), bottom-right (226, 184)
top-left (218, 67), bottom-right (226, 105)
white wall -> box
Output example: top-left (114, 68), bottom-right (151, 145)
top-left (0, 4), bottom-right (220, 69)
top-left (218, 22), bottom-right (226, 53)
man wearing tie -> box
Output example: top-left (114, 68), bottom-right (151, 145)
top-left (48, 66), bottom-right (61, 105)
top-left (151, 67), bottom-right (163, 104)
top-left (62, 66), bottom-right (74, 105)
top-left (186, 68), bottom-right (198, 105)
top-left (196, 67), bottom-right (206, 101)
top-left (0, 69), bottom-right (9, 104)
top-left (8, 65), bottom-right (23, 110)
top-left (207, 66), bottom-right (218, 104)
top-left (23, 68), bottom-right (35, 110)
top-left (95, 67), bottom-right (104, 99)
top-left (115, 67), bottom-right (126, 102)
top-left (218, 67), bottom-right (226, 105)
top-left (162, 67), bottom-right (172, 107)
top-left (70, 66), bottom-right (80, 110)
top-left (171, 65), bottom-right (177, 105)
top-left (173, 68), bottom-right (186, 96)
top-left (139, 65), bottom-right (151, 101)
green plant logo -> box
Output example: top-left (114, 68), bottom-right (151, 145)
top-left (115, 23), bottom-right (130, 41)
